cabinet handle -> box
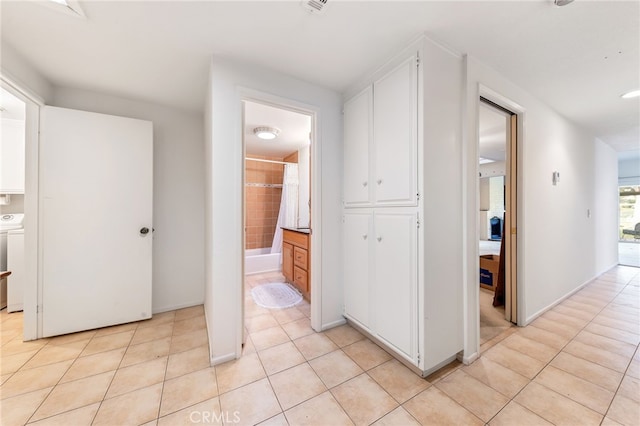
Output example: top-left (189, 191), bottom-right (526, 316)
top-left (362, 234), bottom-right (367, 240)
top-left (362, 181), bottom-right (368, 187)
top-left (377, 179), bottom-right (382, 185)
top-left (377, 236), bottom-right (382, 242)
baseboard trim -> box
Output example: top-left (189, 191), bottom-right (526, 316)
top-left (321, 318), bottom-right (346, 331)
top-left (210, 352), bottom-right (236, 366)
top-left (152, 301), bottom-right (204, 315)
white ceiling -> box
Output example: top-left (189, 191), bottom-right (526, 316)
top-left (479, 102), bottom-right (507, 163)
top-left (1, 0), bottom-right (638, 155)
top-left (244, 101), bottom-right (311, 158)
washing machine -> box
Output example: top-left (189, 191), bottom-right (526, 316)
top-left (1, 214), bottom-right (24, 310)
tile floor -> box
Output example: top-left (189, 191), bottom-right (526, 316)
top-left (479, 288), bottom-right (512, 345)
top-left (1, 266), bottom-right (639, 425)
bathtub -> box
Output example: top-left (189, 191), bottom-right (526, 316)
top-left (245, 248), bottom-right (282, 275)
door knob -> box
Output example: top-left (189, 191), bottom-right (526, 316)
top-left (377, 179), bottom-right (383, 185)
top-left (362, 234), bottom-right (368, 240)
top-left (140, 227), bottom-right (150, 235)
top-left (377, 236), bottom-right (382, 242)
top-left (362, 181), bottom-right (368, 187)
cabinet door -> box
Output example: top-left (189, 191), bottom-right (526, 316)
top-left (343, 212), bottom-right (372, 329)
top-left (282, 242), bottom-right (294, 282)
top-left (373, 211), bottom-right (417, 358)
top-left (343, 86), bottom-right (372, 207)
top-left (373, 56), bottom-right (417, 206)
top-left (0, 118), bottom-right (26, 193)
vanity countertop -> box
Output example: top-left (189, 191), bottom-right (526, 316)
top-left (281, 227), bottom-right (311, 235)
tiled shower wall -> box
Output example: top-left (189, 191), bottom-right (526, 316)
top-left (245, 155), bottom-right (284, 250)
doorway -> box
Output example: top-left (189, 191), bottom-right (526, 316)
top-left (241, 99), bottom-right (314, 351)
top-left (477, 97), bottom-right (519, 347)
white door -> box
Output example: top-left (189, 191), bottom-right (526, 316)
top-left (373, 55), bottom-right (418, 206)
top-left (343, 86), bottom-right (372, 207)
top-left (374, 211), bottom-right (417, 359)
top-left (40, 106), bottom-right (153, 337)
top-left (343, 212), bottom-right (372, 330)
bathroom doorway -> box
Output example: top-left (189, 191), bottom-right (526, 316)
top-left (241, 100), bottom-right (314, 352)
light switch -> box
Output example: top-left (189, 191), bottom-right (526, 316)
top-left (552, 171), bottom-right (560, 186)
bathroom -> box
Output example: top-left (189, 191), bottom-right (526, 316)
top-left (243, 100), bottom-right (312, 298)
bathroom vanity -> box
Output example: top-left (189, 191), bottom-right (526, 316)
top-left (282, 228), bottom-right (310, 301)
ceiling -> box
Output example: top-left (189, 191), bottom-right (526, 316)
top-left (244, 101), bottom-right (311, 158)
top-left (1, 1), bottom-right (638, 156)
top-left (479, 102), bottom-right (507, 163)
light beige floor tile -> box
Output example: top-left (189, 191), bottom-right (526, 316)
top-left (592, 315), bottom-right (640, 335)
top-left (27, 403), bottom-right (99, 426)
top-left (165, 344), bottom-right (210, 380)
top-left (272, 307), bottom-right (306, 325)
top-left (541, 310), bottom-right (589, 329)
top-left (549, 352), bottom-right (623, 392)
top-left (250, 326), bottom-right (290, 351)
top-left (59, 347), bottom-right (125, 384)
top-left (331, 374), bottom-right (397, 425)
top-left (81, 330), bottom-right (134, 357)
top-left (0, 329), bottom-right (22, 347)
top-left (1, 338), bottom-right (48, 357)
top-left (174, 305), bottom-right (204, 322)
top-left (372, 406), bottom-right (419, 426)
top-left (219, 378), bottom-right (281, 426)
top-left (435, 369), bottom-right (509, 422)
top-left (258, 342), bottom-right (305, 376)
top-left (284, 391), bottom-right (353, 426)
top-left (482, 344), bottom-right (545, 379)
top-left (157, 397), bottom-right (222, 426)
top-left (553, 304), bottom-right (597, 322)
top-left (514, 382), bottom-right (602, 426)
top-left (598, 308), bottom-right (640, 324)
top-left (1, 350), bottom-right (39, 375)
top-left (93, 383), bottom-right (162, 426)
top-left (160, 368), bottom-right (218, 417)
top-left (626, 358), bottom-right (640, 379)
top-left (342, 339), bottom-right (391, 371)
top-left (529, 317), bottom-right (580, 340)
top-left (323, 325), bottom-right (365, 348)
top-left (31, 370), bottom-right (114, 421)
top-left (172, 315), bottom-right (206, 335)
top-left (137, 311), bottom-right (175, 329)
top-left (560, 299), bottom-right (604, 315)
top-left (569, 294), bottom-right (609, 309)
top-left (0, 387), bottom-right (52, 426)
top-left (215, 352), bottom-right (265, 394)
top-left (367, 359), bottom-right (429, 403)
top-left (242, 335), bottom-right (256, 355)
top-left (282, 318), bottom-right (314, 340)
top-left (563, 340), bottom-right (631, 373)
top-left (574, 330), bottom-right (637, 358)
top-left (488, 401), bottom-right (553, 426)
top-left (617, 375), bottom-right (640, 403)
top-left (257, 413), bottom-right (288, 426)
top-left (1, 360), bottom-right (73, 399)
top-left (105, 356), bottom-right (167, 399)
top-left (120, 336), bottom-right (171, 368)
top-left (403, 386), bottom-right (483, 426)
top-left (534, 365), bottom-right (614, 414)
top-left (424, 359), bottom-right (463, 383)
top-left (45, 330), bottom-right (96, 346)
top-left (515, 325), bottom-right (570, 350)
top-left (297, 304), bottom-right (311, 318)
top-left (169, 328), bottom-right (208, 354)
top-left (607, 393), bottom-right (640, 426)
top-left (245, 303), bottom-right (271, 319)
top-left (246, 314), bottom-right (280, 334)
top-left (93, 322), bottom-right (138, 338)
top-left (308, 350), bottom-right (363, 389)
top-left (462, 356), bottom-right (529, 398)
top-left (21, 340), bottom-right (88, 371)
top-left (601, 416), bottom-right (625, 426)
top-left (584, 322), bottom-right (640, 346)
top-left (501, 334), bottom-right (558, 363)
top-left (269, 363), bottom-right (327, 410)
top-left (130, 323), bottom-right (174, 346)
top-left (1, 373), bottom-right (12, 385)
top-left (293, 333), bottom-right (338, 361)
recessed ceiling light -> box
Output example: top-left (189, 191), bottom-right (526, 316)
top-left (554, 0), bottom-right (574, 6)
top-left (479, 157), bottom-right (495, 165)
top-left (48, 0), bottom-right (69, 5)
top-left (254, 127), bottom-right (280, 140)
top-left (39, 0), bottom-right (86, 18)
top-left (621, 90), bottom-right (640, 99)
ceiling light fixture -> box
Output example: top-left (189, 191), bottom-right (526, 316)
top-left (48, 0), bottom-right (69, 5)
top-left (621, 89), bottom-right (640, 99)
top-left (479, 157), bottom-right (495, 165)
top-left (253, 126), bottom-right (280, 140)
top-left (554, 0), bottom-right (574, 6)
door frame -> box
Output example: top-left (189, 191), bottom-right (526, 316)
top-left (475, 85), bottom-right (525, 342)
top-left (237, 88), bottom-right (322, 356)
top-left (1, 74), bottom-right (43, 341)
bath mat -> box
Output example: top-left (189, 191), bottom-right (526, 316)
top-left (251, 283), bottom-right (302, 309)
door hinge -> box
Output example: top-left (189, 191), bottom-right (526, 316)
top-left (417, 352), bottom-right (421, 363)
top-left (416, 53), bottom-right (420, 68)
top-left (417, 212), bottom-right (420, 229)
top-left (36, 305), bottom-right (41, 313)
top-left (417, 192), bottom-right (420, 201)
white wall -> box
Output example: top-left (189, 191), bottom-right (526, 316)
top-left (594, 140), bottom-right (619, 273)
top-left (1, 43), bottom-right (53, 103)
top-left (463, 57), bottom-right (620, 360)
top-left (205, 57), bottom-right (343, 364)
top-left (52, 87), bottom-right (205, 314)
top-left (298, 145), bottom-right (311, 228)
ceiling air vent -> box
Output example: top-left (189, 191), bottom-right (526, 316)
top-left (301, 0), bottom-right (328, 15)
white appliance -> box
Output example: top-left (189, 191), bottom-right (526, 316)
top-left (0, 213), bottom-right (24, 310)
top-left (7, 228), bottom-right (24, 312)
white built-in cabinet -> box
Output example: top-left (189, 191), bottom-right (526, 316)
top-left (343, 56), bottom-right (418, 207)
top-left (0, 118), bottom-right (26, 194)
top-left (343, 53), bottom-right (420, 366)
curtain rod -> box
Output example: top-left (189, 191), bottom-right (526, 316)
top-left (245, 157), bottom-right (296, 165)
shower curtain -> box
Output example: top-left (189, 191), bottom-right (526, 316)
top-left (271, 164), bottom-right (299, 254)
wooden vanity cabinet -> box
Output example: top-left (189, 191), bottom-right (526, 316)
top-left (282, 229), bottom-right (310, 300)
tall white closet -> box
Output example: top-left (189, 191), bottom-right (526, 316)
top-left (342, 36), bottom-right (464, 376)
